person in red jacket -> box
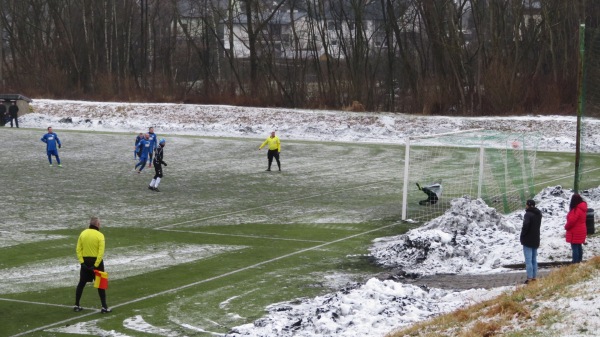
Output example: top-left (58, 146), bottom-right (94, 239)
top-left (565, 194), bottom-right (587, 263)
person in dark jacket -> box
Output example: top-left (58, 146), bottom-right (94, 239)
top-left (520, 199), bottom-right (542, 284)
top-left (565, 194), bottom-right (588, 263)
top-left (148, 138), bottom-right (167, 192)
top-left (0, 102), bottom-right (6, 126)
top-left (8, 101), bottom-right (19, 128)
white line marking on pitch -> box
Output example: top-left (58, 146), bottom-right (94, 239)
top-left (156, 179), bottom-right (392, 230)
top-left (0, 298), bottom-right (75, 309)
top-left (10, 221), bottom-right (400, 336)
top-left (159, 229), bottom-right (328, 243)
top-left (532, 166), bottom-right (600, 188)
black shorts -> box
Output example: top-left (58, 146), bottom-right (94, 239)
top-left (80, 257), bottom-right (105, 283)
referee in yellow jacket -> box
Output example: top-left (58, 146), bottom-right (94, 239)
top-left (74, 217), bottom-right (111, 313)
top-left (259, 131), bottom-right (281, 171)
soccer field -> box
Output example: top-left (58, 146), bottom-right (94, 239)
top-left (0, 127), bottom-right (596, 336)
top-left (0, 128), bottom-right (410, 336)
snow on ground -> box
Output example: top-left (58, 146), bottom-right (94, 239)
top-left (226, 187), bottom-right (600, 337)
top-left (227, 280), bottom-right (507, 337)
top-left (0, 230), bottom-right (68, 249)
top-left (10, 100), bottom-right (600, 336)
top-left (21, 99), bottom-right (600, 152)
top-left (0, 243), bottom-right (245, 295)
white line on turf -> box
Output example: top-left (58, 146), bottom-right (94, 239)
top-left (160, 229), bottom-right (328, 243)
top-left (490, 167), bottom-right (600, 197)
top-left (155, 179), bottom-right (393, 230)
top-left (10, 221), bottom-right (400, 337)
top-left (0, 298), bottom-right (77, 309)
top-left (532, 166), bottom-right (600, 188)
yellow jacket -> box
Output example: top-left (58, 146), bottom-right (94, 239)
top-left (259, 136), bottom-right (281, 151)
top-left (76, 227), bottom-right (105, 267)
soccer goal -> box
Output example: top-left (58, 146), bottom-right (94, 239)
top-left (401, 129), bottom-right (539, 221)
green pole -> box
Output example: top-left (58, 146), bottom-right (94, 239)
top-left (574, 23), bottom-right (585, 193)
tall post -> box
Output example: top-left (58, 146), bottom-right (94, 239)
top-left (0, 29), bottom-right (4, 86)
top-left (401, 137), bottom-right (410, 220)
top-left (478, 145), bottom-right (484, 199)
top-left (0, 32), bottom-right (3, 87)
top-left (574, 23), bottom-right (585, 193)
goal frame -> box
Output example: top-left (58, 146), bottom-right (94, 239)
top-left (401, 129), bottom-right (537, 221)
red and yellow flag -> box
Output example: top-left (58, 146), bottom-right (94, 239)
top-left (94, 270), bottom-right (109, 289)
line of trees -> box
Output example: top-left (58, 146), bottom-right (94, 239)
top-left (0, 0), bottom-right (598, 115)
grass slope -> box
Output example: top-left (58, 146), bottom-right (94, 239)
top-left (388, 257), bottom-right (600, 337)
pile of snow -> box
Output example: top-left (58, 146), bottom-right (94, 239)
top-left (227, 279), bottom-right (505, 337)
top-left (370, 186), bottom-right (600, 276)
top-left (371, 197), bottom-right (516, 274)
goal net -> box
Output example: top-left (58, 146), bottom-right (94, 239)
top-left (401, 129), bottom-right (539, 221)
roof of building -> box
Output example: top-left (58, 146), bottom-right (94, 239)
top-left (0, 94), bottom-right (32, 102)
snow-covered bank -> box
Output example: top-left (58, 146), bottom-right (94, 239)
top-left (22, 99), bottom-right (600, 152)
top-left (371, 186), bottom-right (600, 276)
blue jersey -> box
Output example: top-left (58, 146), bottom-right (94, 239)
top-left (136, 139), bottom-right (152, 158)
top-left (41, 132), bottom-right (61, 151)
top-left (148, 132), bottom-right (158, 150)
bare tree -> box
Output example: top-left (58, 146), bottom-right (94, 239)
top-left (0, 0), bottom-right (597, 114)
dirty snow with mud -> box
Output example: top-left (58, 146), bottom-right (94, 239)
top-left (9, 99), bottom-right (600, 336)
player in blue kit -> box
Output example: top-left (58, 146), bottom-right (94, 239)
top-left (147, 127), bottom-right (158, 168)
top-left (134, 133), bottom-right (144, 159)
top-left (41, 126), bottom-right (62, 167)
top-left (134, 133), bottom-right (152, 173)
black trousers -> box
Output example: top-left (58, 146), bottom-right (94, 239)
top-left (75, 257), bottom-right (107, 308)
top-left (9, 114), bottom-right (18, 128)
top-left (153, 163), bottom-right (163, 179)
top-left (267, 150), bottom-right (280, 169)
